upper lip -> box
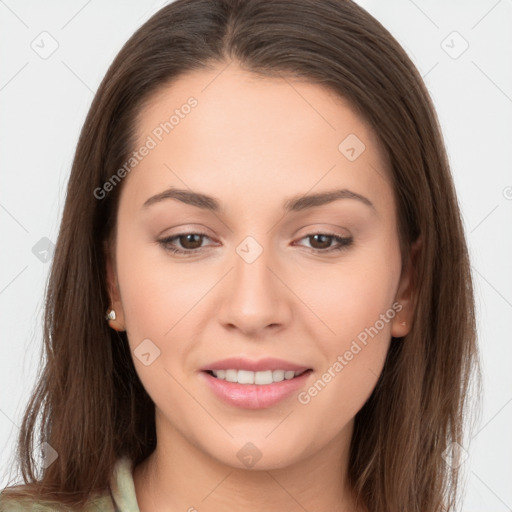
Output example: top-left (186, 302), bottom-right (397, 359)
top-left (201, 357), bottom-right (311, 372)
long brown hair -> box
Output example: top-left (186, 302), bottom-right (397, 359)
top-left (0, 1), bottom-right (480, 510)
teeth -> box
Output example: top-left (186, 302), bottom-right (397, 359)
top-left (210, 369), bottom-right (307, 385)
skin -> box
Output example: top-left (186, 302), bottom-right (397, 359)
top-left (106, 61), bottom-right (418, 512)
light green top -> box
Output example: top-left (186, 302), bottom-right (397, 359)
top-left (0, 456), bottom-right (140, 511)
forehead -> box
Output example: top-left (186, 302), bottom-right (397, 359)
top-left (123, 62), bottom-right (393, 217)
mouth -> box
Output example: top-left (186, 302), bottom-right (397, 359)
top-left (203, 368), bottom-right (312, 385)
top-left (200, 367), bottom-right (314, 409)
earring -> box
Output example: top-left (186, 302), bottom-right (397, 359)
top-left (105, 309), bottom-right (116, 321)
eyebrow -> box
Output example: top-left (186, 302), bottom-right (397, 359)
top-left (142, 187), bottom-right (376, 213)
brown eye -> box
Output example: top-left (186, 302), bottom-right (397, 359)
top-left (308, 234), bottom-right (333, 250)
top-left (296, 232), bottom-right (353, 253)
top-left (158, 232), bottom-right (212, 255)
top-left (176, 233), bottom-right (204, 250)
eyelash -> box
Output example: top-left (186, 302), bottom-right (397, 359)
top-left (157, 231), bottom-right (353, 256)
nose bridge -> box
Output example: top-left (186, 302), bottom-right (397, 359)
top-left (233, 233), bottom-right (279, 302)
top-left (217, 233), bottom-right (291, 333)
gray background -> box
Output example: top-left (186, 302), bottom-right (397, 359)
top-left (1, 1), bottom-right (511, 510)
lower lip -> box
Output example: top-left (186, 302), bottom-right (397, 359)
top-left (200, 370), bottom-right (312, 409)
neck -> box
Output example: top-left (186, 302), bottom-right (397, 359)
top-left (133, 414), bottom-right (364, 512)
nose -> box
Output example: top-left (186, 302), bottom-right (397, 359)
top-left (216, 240), bottom-right (293, 337)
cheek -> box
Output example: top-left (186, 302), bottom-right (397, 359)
top-left (114, 225), bottom-right (228, 409)
top-left (114, 238), bottom-right (204, 409)
top-left (295, 294), bottom-right (396, 443)
top-left (300, 240), bottom-right (401, 345)
top-left (294, 243), bottom-right (400, 415)
top-left (115, 225), bottom-right (207, 339)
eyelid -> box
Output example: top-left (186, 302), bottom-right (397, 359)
top-left (157, 223), bottom-right (214, 237)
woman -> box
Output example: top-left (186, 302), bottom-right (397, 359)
top-left (0, 0), bottom-right (480, 510)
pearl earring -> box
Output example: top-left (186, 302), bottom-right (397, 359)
top-left (105, 309), bottom-right (116, 321)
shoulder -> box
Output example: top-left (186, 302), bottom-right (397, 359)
top-left (0, 456), bottom-right (135, 512)
top-left (0, 489), bottom-right (115, 512)
top-left (0, 489), bottom-right (56, 511)
top-left (0, 497), bottom-right (55, 511)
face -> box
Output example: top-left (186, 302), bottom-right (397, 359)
top-left (106, 62), bottom-right (414, 470)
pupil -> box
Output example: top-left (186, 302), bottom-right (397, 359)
top-left (312, 234), bottom-right (330, 249)
top-left (182, 234), bottom-right (202, 249)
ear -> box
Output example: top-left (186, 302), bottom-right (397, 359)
top-left (104, 241), bottom-right (126, 332)
top-left (391, 236), bottom-right (422, 338)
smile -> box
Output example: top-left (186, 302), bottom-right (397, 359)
top-left (201, 369), bottom-right (313, 409)
top-left (207, 368), bottom-right (309, 385)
